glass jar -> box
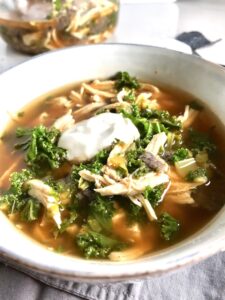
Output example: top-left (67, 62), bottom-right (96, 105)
top-left (0, 0), bottom-right (119, 54)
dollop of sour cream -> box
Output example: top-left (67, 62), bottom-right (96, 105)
top-left (58, 112), bottom-right (140, 162)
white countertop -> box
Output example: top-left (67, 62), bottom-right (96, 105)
top-left (0, 0), bottom-right (225, 73)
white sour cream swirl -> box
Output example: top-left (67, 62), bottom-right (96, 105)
top-left (58, 112), bottom-right (140, 162)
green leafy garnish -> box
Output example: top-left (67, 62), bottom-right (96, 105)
top-left (144, 185), bottom-right (164, 207)
top-left (141, 109), bottom-right (182, 130)
top-left (10, 169), bottom-right (34, 196)
top-left (76, 230), bottom-right (124, 259)
top-left (71, 149), bottom-right (110, 185)
top-left (121, 104), bottom-right (153, 146)
top-left (122, 105), bottom-right (181, 149)
top-left (123, 89), bottom-right (136, 102)
top-left (126, 147), bottom-right (145, 173)
top-left (189, 128), bottom-right (216, 155)
top-left (15, 125), bottom-right (67, 176)
top-left (59, 211), bottom-right (77, 233)
top-left (186, 167), bottom-right (207, 182)
top-left (172, 148), bottom-right (190, 163)
top-left (89, 194), bottom-right (115, 232)
top-left (53, 0), bottom-right (62, 12)
top-left (158, 212), bottom-right (180, 241)
top-left (21, 199), bottom-right (41, 221)
top-left (115, 71), bottom-right (140, 91)
top-left (132, 165), bottom-right (149, 179)
top-left (0, 169), bottom-right (33, 212)
top-left (0, 169), bottom-right (40, 220)
top-left (44, 177), bottom-right (67, 194)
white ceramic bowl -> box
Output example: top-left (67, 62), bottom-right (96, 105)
top-left (0, 44), bottom-right (225, 282)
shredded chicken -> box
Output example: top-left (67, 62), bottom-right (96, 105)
top-left (168, 181), bottom-right (201, 194)
top-left (91, 80), bottom-right (114, 90)
top-left (69, 90), bottom-right (83, 105)
top-left (178, 105), bottom-right (199, 128)
top-left (128, 196), bottom-right (142, 207)
top-left (135, 92), bottom-right (157, 110)
top-left (38, 112), bottom-right (49, 123)
top-left (73, 102), bottom-right (105, 120)
top-left (101, 165), bottom-right (121, 182)
top-left (166, 168), bottom-right (205, 205)
top-left (131, 194), bottom-right (157, 221)
top-left (95, 182), bottom-right (127, 195)
top-left (168, 167), bottom-right (202, 194)
top-left (103, 174), bottom-right (117, 185)
top-left (166, 191), bottom-right (195, 205)
top-left (95, 172), bottom-right (169, 196)
top-left (52, 96), bottom-right (72, 109)
top-left (27, 179), bottom-right (62, 228)
top-left (160, 181), bottom-right (171, 202)
top-left (107, 141), bottom-right (131, 169)
top-left (90, 95), bottom-right (105, 103)
top-left (145, 132), bottom-right (167, 155)
top-left (78, 169), bottom-right (107, 187)
top-left (116, 89), bottom-right (129, 103)
top-left (144, 132), bottom-right (168, 172)
top-left (95, 101), bottom-right (131, 114)
top-left (109, 243), bottom-right (152, 261)
top-left (53, 110), bottom-right (75, 132)
top-left (82, 83), bottom-right (115, 98)
top-left (139, 82), bottom-right (160, 96)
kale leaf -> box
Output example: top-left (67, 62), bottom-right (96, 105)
top-left (172, 148), bottom-right (190, 163)
top-left (59, 211), bottom-right (77, 233)
top-left (89, 194), bottom-right (115, 232)
top-left (127, 202), bottom-right (147, 223)
top-left (0, 169), bottom-right (40, 220)
top-left (15, 125), bottom-right (67, 176)
top-left (158, 212), bottom-right (180, 241)
top-left (123, 89), bottom-right (136, 102)
top-left (186, 167), bottom-right (207, 182)
top-left (122, 105), bottom-right (180, 149)
top-left (114, 71), bottom-right (140, 91)
top-left (121, 104), bottom-right (153, 146)
top-left (189, 128), bottom-right (216, 155)
top-left (141, 109), bottom-right (182, 130)
top-left (132, 165), bottom-right (149, 179)
top-left (126, 147), bottom-right (145, 174)
top-left (21, 199), bottom-right (41, 221)
top-left (76, 230), bottom-right (124, 259)
top-left (144, 185), bottom-right (164, 207)
top-left (71, 149), bottom-right (110, 185)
